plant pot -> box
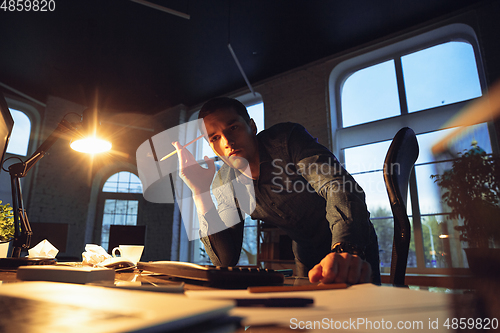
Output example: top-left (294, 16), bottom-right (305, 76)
top-left (0, 241), bottom-right (10, 258)
top-left (464, 248), bottom-right (500, 277)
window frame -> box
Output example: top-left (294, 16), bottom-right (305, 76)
top-left (0, 97), bottom-right (41, 207)
top-left (329, 23), bottom-right (491, 158)
top-left (329, 23), bottom-right (494, 275)
top-left (94, 170), bottom-right (143, 250)
top-left (4, 96), bottom-right (40, 157)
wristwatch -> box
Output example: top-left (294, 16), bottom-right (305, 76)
top-left (331, 242), bottom-right (366, 259)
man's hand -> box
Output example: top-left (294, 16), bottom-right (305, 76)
top-left (308, 252), bottom-right (371, 284)
top-left (172, 141), bottom-right (215, 195)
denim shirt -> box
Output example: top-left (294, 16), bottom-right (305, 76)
top-left (199, 122), bottom-right (380, 282)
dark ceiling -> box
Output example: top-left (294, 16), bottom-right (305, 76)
top-left (0, 0), bottom-right (489, 114)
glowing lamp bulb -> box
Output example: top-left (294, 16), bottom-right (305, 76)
top-left (70, 137), bottom-right (112, 154)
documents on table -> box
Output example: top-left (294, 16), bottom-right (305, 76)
top-left (185, 283), bottom-right (453, 332)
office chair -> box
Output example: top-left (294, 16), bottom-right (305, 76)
top-left (383, 127), bottom-right (419, 286)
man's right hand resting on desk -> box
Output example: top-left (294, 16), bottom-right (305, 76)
top-left (308, 252), bottom-right (372, 284)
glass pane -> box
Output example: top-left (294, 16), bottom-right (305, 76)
top-left (415, 124), bottom-right (492, 216)
top-left (344, 140), bottom-right (392, 174)
top-left (117, 182), bottom-right (129, 193)
top-left (114, 214), bottom-right (126, 225)
top-left (372, 217), bottom-right (393, 269)
top-left (402, 41), bottom-right (482, 112)
top-left (373, 217), bottom-right (417, 269)
top-left (117, 171), bottom-right (129, 183)
top-left (102, 214), bottom-right (113, 227)
top-left (101, 199), bottom-right (138, 251)
top-left (127, 202), bottom-right (138, 215)
top-left (126, 215), bottom-right (137, 225)
top-left (102, 182), bottom-right (117, 192)
top-left (350, 171), bottom-right (389, 215)
top-left (103, 200), bottom-right (116, 214)
top-left (115, 200), bottom-right (127, 213)
top-left (421, 215), bottom-right (450, 268)
top-left (344, 140), bottom-right (392, 214)
top-left (415, 164), bottom-right (447, 215)
top-left (239, 216), bottom-right (258, 265)
top-left (341, 60), bottom-right (401, 127)
top-left (6, 109), bottom-right (31, 156)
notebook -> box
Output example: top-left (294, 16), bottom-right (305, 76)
top-left (0, 281), bottom-right (236, 333)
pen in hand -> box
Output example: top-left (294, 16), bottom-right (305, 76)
top-left (160, 134), bottom-right (205, 161)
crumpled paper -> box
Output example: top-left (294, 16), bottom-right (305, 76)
top-left (28, 239), bottom-right (59, 258)
top-left (82, 244), bottom-right (111, 266)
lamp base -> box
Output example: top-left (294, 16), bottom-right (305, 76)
top-left (0, 257), bottom-right (57, 269)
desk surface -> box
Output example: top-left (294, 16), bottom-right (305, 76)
top-left (0, 267), bottom-right (477, 333)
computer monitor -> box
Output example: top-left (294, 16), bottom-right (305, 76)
top-left (0, 92), bottom-right (14, 172)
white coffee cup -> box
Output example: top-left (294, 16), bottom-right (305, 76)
top-left (112, 245), bottom-right (144, 264)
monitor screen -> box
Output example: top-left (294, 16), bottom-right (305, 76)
top-left (0, 92), bottom-right (14, 174)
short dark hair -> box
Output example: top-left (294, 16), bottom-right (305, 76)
top-left (198, 97), bottom-right (251, 123)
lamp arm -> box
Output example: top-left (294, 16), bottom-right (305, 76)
top-left (10, 175), bottom-right (30, 257)
top-left (18, 118), bottom-right (78, 177)
top-left (7, 118), bottom-right (79, 257)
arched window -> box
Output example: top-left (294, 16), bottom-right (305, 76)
top-left (330, 23), bottom-right (492, 273)
top-left (100, 171), bottom-right (143, 251)
top-left (103, 171), bottom-right (143, 194)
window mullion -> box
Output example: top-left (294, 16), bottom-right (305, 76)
top-left (394, 57), bottom-right (408, 115)
top-left (409, 169), bottom-right (426, 269)
top-left (396, 56), bottom-right (427, 268)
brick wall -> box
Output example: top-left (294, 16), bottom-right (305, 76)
top-left (257, 65), bottom-right (332, 147)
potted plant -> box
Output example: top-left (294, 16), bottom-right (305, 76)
top-left (0, 201), bottom-right (14, 242)
top-left (0, 201), bottom-right (14, 258)
top-left (431, 143), bottom-right (500, 272)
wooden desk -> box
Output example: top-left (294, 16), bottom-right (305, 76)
top-left (0, 268), bottom-right (489, 333)
top-left (0, 267), bottom-right (309, 332)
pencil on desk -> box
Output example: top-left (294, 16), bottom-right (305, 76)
top-left (248, 283), bottom-right (348, 293)
top-left (160, 134), bottom-right (205, 161)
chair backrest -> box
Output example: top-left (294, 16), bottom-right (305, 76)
top-left (108, 225), bottom-right (146, 254)
top-left (383, 127), bottom-right (419, 286)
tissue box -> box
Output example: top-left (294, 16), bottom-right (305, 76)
top-left (17, 265), bottom-right (115, 284)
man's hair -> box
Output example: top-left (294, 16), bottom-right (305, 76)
top-left (198, 97), bottom-right (251, 123)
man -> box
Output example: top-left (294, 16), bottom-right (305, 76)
top-left (173, 97), bottom-right (380, 285)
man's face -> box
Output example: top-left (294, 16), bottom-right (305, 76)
top-left (203, 107), bottom-right (258, 171)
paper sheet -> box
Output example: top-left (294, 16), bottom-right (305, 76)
top-left (186, 284), bottom-right (453, 331)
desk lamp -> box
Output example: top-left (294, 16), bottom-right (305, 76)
top-left (0, 108), bottom-right (111, 268)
